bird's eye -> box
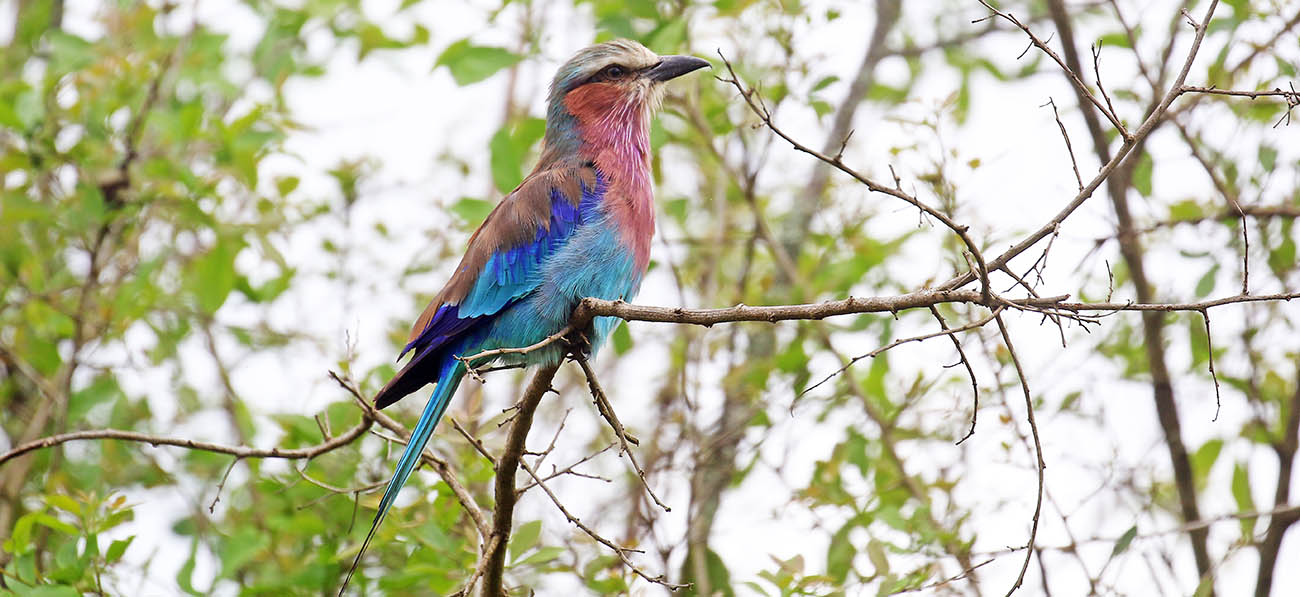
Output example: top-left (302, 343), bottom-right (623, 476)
top-left (601, 64), bottom-right (627, 79)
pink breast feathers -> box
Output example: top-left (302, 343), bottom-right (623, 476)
top-left (565, 82), bottom-right (657, 271)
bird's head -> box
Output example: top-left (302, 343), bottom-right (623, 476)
top-left (542, 40), bottom-right (709, 159)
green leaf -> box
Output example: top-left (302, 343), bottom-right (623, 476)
top-left (219, 527), bottom-right (270, 577)
top-left (1097, 31), bottom-right (1132, 48)
top-left (611, 320), bottom-right (633, 354)
top-left (449, 197), bottom-right (494, 228)
top-left (1191, 438), bottom-right (1223, 490)
top-left (275, 175), bottom-right (300, 196)
top-left (14, 87), bottom-right (44, 130)
top-left (866, 538), bottom-right (890, 576)
top-left (1110, 525), bottom-right (1137, 558)
top-left (47, 31), bottom-right (95, 72)
top-left (69, 375), bottom-right (123, 421)
top-left (1133, 152), bottom-right (1154, 196)
top-left (1232, 462), bottom-right (1256, 537)
top-left (25, 586), bottom-right (82, 597)
top-left (516, 545), bottom-right (564, 566)
top-left (34, 513), bottom-right (79, 536)
top-left (177, 538), bottom-right (203, 596)
top-left (45, 494), bottom-right (81, 516)
top-left (1194, 263), bottom-right (1218, 298)
top-left (189, 236), bottom-right (244, 314)
top-left (826, 524), bottom-right (855, 582)
top-left (1193, 576), bottom-right (1215, 597)
top-left (436, 40), bottom-right (521, 86)
top-left (1268, 221), bottom-right (1296, 274)
top-left (664, 197), bottom-right (688, 223)
top-left (357, 23), bottom-right (404, 59)
top-left (775, 338), bottom-right (807, 374)
top-left (106, 537), bottom-right (134, 563)
top-left (510, 520), bottom-right (542, 562)
top-left (680, 547), bottom-right (735, 597)
top-left (1168, 199), bottom-right (1204, 222)
top-left (488, 117), bottom-right (546, 192)
top-left (1258, 145), bottom-right (1277, 171)
top-left (647, 20), bottom-right (687, 52)
top-left (1276, 56), bottom-right (1297, 77)
top-left (5, 511), bottom-right (37, 554)
top-left (811, 75), bottom-right (840, 93)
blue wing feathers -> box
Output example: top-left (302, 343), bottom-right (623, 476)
top-left (397, 172), bottom-right (604, 369)
top-left (399, 170), bottom-right (599, 358)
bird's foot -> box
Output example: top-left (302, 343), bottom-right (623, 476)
top-left (563, 330), bottom-right (593, 360)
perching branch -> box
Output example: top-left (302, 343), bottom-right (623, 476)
top-left (481, 362), bottom-right (561, 597)
top-left (569, 290), bottom-right (1300, 329)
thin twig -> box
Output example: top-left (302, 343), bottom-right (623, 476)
top-left (573, 356), bottom-right (670, 512)
top-left (517, 459), bottom-right (686, 590)
top-left (328, 370), bottom-right (489, 539)
top-left (930, 306), bottom-right (983, 444)
top-left (940, 0), bottom-right (1224, 295)
top-left (977, 0), bottom-right (1131, 140)
top-left (716, 51), bottom-right (995, 306)
top-left (995, 315), bottom-right (1046, 597)
top-left (1201, 310), bottom-right (1222, 422)
top-left (0, 420), bottom-right (371, 468)
top-left (1045, 98), bottom-right (1084, 191)
top-left (801, 308), bottom-right (1000, 399)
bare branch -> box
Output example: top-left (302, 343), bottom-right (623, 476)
top-left (931, 306), bottom-right (983, 444)
top-left (0, 419), bottom-right (371, 468)
top-left (573, 356), bottom-right (669, 512)
top-left (995, 315), bottom-right (1045, 597)
top-left (482, 363), bottom-right (561, 597)
top-left (941, 0), bottom-right (1224, 295)
top-left (1201, 310), bottom-right (1223, 421)
top-left (716, 51), bottom-right (995, 306)
top-left (983, 0), bottom-right (1131, 141)
top-left (571, 290), bottom-right (1300, 329)
top-left (1045, 98), bottom-right (1084, 191)
top-left (518, 459), bottom-right (685, 590)
top-left (800, 308), bottom-right (1000, 399)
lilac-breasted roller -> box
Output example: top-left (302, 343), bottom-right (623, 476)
top-left (340, 40), bottom-right (709, 592)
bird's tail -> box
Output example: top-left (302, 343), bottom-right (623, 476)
top-left (339, 357), bottom-right (467, 595)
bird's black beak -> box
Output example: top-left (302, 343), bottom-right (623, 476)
top-left (644, 55), bottom-right (711, 82)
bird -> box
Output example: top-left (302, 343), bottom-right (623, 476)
top-left (339, 40), bottom-right (709, 593)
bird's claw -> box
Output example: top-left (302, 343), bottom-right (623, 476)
top-left (564, 330), bottom-right (593, 360)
